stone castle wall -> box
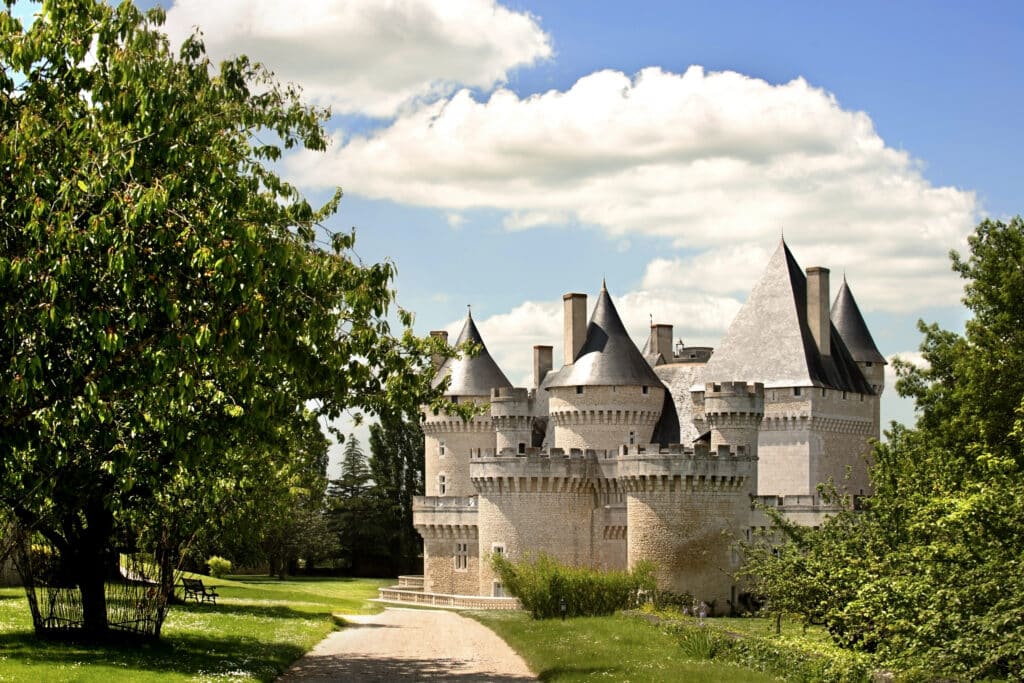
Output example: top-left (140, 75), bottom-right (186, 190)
top-left (548, 384), bottom-right (665, 451)
top-left (756, 387), bottom-right (874, 496)
top-left (423, 398), bottom-right (494, 497)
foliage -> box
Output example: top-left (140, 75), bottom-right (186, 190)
top-left (0, 0), bottom-right (450, 638)
top-left (670, 623), bottom-right (731, 660)
top-left (205, 556), bottom-right (232, 579)
top-left (366, 413), bottom-right (425, 575)
top-left (491, 552), bottom-right (656, 619)
top-left (327, 417), bottom-right (424, 577)
top-left (0, 577), bottom-right (388, 681)
top-left (739, 217), bottom-right (1024, 679)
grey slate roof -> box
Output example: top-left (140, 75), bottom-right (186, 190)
top-left (831, 278), bottom-right (886, 365)
top-left (701, 241), bottom-right (873, 394)
top-left (547, 285), bottom-right (664, 388)
top-left (431, 313), bottom-right (512, 397)
top-left (655, 362), bottom-right (706, 444)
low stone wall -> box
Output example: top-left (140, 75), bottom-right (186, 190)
top-left (378, 586), bottom-right (520, 610)
top-left (397, 575), bottom-right (424, 589)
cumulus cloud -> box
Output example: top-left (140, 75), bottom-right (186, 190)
top-left (288, 65), bottom-right (976, 311)
top-left (163, 0), bottom-right (552, 118)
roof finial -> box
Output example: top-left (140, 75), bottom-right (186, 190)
top-left (601, 276), bottom-right (607, 292)
top-left (649, 312), bottom-right (653, 327)
top-left (467, 304), bottom-right (472, 319)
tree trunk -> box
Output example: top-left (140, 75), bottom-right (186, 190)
top-left (76, 499), bottom-right (114, 640)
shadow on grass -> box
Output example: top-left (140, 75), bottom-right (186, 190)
top-left (0, 628), bottom-right (305, 680)
top-left (0, 600), bottom-right (338, 681)
top-left (281, 652), bottom-right (535, 682)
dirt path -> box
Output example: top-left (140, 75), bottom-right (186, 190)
top-left (277, 607), bottom-right (537, 682)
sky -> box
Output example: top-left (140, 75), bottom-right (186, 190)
top-left (16, 0), bottom-right (1023, 470)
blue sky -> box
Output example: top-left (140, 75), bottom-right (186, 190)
top-left (17, 1), bottom-right (1022, 461)
top-left (159, 0), bottom-right (1021, 445)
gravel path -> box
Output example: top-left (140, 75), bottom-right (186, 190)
top-left (277, 607), bottom-right (537, 682)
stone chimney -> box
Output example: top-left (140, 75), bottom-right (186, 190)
top-left (429, 330), bottom-right (449, 370)
top-left (806, 267), bottom-right (831, 357)
top-left (533, 345), bottom-right (553, 387)
top-left (563, 292), bottom-right (587, 365)
top-left (651, 324), bottom-right (673, 362)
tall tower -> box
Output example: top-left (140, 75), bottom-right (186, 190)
top-left (546, 283), bottom-right (669, 451)
top-left (622, 382), bottom-right (762, 611)
top-left (422, 311), bottom-right (511, 497)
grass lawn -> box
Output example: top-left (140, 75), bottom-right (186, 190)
top-left (469, 610), bottom-right (778, 682)
top-left (0, 575), bottom-right (390, 682)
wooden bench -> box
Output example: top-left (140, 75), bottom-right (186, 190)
top-left (181, 577), bottom-right (218, 605)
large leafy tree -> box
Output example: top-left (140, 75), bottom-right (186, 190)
top-left (0, 0), bottom-right (445, 639)
top-left (741, 217), bottom-right (1024, 678)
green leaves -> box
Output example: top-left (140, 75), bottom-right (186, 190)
top-left (1, 0), bottom-right (446, 639)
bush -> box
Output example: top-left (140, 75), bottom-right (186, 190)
top-left (491, 553), bottom-right (655, 619)
top-left (663, 619), bottom-right (874, 682)
top-left (206, 556), bottom-right (232, 578)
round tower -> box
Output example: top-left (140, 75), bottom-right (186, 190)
top-left (546, 284), bottom-right (669, 451)
top-left (422, 312), bottom-right (511, 498)
top-left (472, 453), bottom-right (597, 596)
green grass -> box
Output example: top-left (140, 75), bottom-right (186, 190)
top-left (469, 610), bottom-right (778, 682)
top-left (0, 575), bottom-right (391, 682)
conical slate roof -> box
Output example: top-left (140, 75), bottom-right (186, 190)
top-left (831, 278), bottom-right (886, 364)
top-left (547, 284), bottom-right (663, 388)
top-left (432, 312), bottom-right (512, 396)
top-left (702, 241), bottom-right (873, 394)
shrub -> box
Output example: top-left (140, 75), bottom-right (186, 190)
top-left (206, 556), bottom-right (232, 578)
top-left (491, 552), bottom-right (655, 619)
top-left (663, 619), bottom-right (874, 682)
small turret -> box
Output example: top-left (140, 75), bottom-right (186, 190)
top-left (701, 381), bottom-right (765, 461)
top-left (491, 387), bottom-right (533, 454)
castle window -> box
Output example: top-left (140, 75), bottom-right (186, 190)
top-left (865, 361), bottom-right (873, 367)
top-left (438, 474), bottom-right (447, 496)
top-left (629, 431), bottom-right (636, 446)
top-left (492, 543), bottom-right (505, 557)
top-left (576, 385), bottom-right (584, 395)
top-left (642, 385), bottom-right (649, 395)
top-left (821, 388), bottom-right (826, 397)
top-left (842, 391), bottom-right (848, 400)
top-left (454, 542), bottom-right (469, 571)
top-left (439, 440), bottom-right (446, 457)
top-left (518, 442), bottom-right (526, 455)
top-left (793, 387), bottom-right (802, 396)
top-left (492, 581), bottom-right (504, 597)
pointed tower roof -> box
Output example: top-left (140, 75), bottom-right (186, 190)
top-left (548, 284), bottom-right (663, 388)
top-left (831, 278), bottom-right (886, 364)
top-left (702, 241), bottom-right (872, 393)
top-left (432, 312), bottom-right (512, 396)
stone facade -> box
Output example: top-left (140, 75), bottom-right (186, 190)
top-left (409, 242), bottom-right (885, 613)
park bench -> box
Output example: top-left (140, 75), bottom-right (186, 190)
top-left (181, 577), bottom-right (218, 605)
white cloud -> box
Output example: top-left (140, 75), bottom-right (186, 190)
top-left (163, 0), bottom-right (552, 118)
top-left (288, 65), bottom-right (977, 312)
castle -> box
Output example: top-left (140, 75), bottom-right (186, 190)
top-left (410, 240), bottom-right (885, 611)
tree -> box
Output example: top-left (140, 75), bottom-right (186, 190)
top-left (740, 217), bottom-right (1024, 678)
top-left (367, 413), bottom-right (425, 575)
top-left (0, 0), bottom-right (447, 640)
